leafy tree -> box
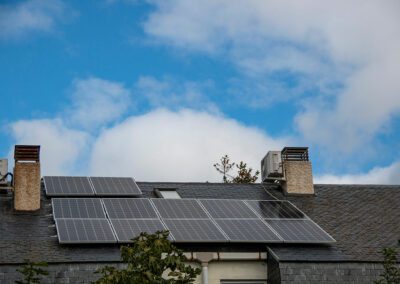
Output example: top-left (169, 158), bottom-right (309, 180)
top-left (374, 248), bottom-right (400, 284)
top-left (231, 161), bottom-right (260, 183)
top-left (214, 155), bottom-right (259, 183)
top-left (93, 230), bottom-right (201, 284)
top-left (213, 155), bottom-right (235, 183)
top-left (15, 259), bottom-right (49, 284)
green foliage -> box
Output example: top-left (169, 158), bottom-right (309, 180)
top-left (231, 161), bottom-right (260, 183)
top-left (93, 230), bottom-right (201, 284)
top-left (213, 154), bottom-right (235, 183)
top-left (15, 259), bottom-right (49, 284)
top-left (374, 248), bottom-right (400, 284)
top-left (214, 155), bottom-right (259, 183)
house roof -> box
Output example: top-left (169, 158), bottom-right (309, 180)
top-left (0, 182), bottom-right (399, 264)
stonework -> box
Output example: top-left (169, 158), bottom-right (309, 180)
top-left (0, 263), bottom-right (126, 284)
top-left (0, 261), bottom-right (391, 284)
top-left (282, 161), bottom-right (314, 195)
top-left (13, 162), bottom-right (41, 211)
top-left (278, 262), bottom-right (387, 284)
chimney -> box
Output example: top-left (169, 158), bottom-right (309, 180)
top-left (13, 145), bottom-right (41, 211)
top-left (261, 147), bottom-right (314, 195)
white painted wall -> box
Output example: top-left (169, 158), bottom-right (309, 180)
top-left (192, 260), bottom-right (268, 284)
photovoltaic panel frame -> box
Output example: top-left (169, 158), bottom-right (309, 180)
top-left (90, 177), bottom-right (142, 196)
top-left (52, 198), bottom-right (106, 219)
top-left (151, 199), bottom-right (209, 219)
top-left (110, 219), bottom-right (168, 242)
top-left (266, 219), bottom-right (336, 243)
top-left (214, 219), bottom-right (282, 242)
top-left (163, 219), bottom-right (228, 242)
top-left (103, 198), bottom-right (158, 219)
top-left (200, 199), bottom-right (258, 219)
top-left (55, 218), bottom-right (116, 244)
top-left (246, 200), bottom-right (305, 219)
top-left (44, 176), bottom-right (94, 196)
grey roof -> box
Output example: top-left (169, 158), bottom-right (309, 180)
top-left (266, 184), bottom-right (400, 262)
top-left (0, 182), bottom-right (399, 264)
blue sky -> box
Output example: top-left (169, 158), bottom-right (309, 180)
top-left (1, 0), bottom-right (400, 183)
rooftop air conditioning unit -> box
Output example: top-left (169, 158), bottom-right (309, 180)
top-left (261, 151), bottom-right (284, 182)
top-left (0, 159), bottom-right (8, 185)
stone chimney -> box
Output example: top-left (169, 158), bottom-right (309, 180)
top-left (281, 147), bottom-right (314, 195)
top-left (13, 145), bottom-right (41, 211)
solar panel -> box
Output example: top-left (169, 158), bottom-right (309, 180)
top-left (246, 200), bottom-right (304, 219)
top-left (90, 177), bottom-right (142, 196)
top-left (44, 176), bottom-right (94, 196)
top-left (103, 198), bottom-right (158, 219)
top-left (110, 219), bottom-right (168, 242)
top-left (55, 219), bottom-right (116, 244)
top-left (200, 199), bottom-right (258, 218)
top-left (163, 219), bottom-right (227, 242)
top-left (266, 219), bottom-right (335, 243)
top-left (152, 199), bottom-right (209, 219)
top-left (214, 219), bottom-right (281, 242)
top-left (52, 198), bottom-right (106, 219)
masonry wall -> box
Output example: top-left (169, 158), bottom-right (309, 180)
top-left (282, 161), bottom-right (314, 195)
top-left (278, 262), bottom-right (386, 284)
top-left (14, 162), bottom-right (41, 211)
top-left (0, 260), bottom-right (267, 284)
top-left (0, 263), bottom-right (125, 284)
top-left (2, 261), bottom-right (392, 283)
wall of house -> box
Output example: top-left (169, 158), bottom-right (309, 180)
top-left (3, 260), bottom-right (390, 283)
top-left (0, 260), bottom-right (267, 284)
top-left (0, 263), bottom-right (126, 284)
top-left (277, 262), bottom-right (386, 284)
top-left (204, 260), bottom-right (267, 284)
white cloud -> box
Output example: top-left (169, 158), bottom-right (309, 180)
top-left (66, 77), bottom-right (131, 130)
top-left (90, 108), bottom-right (286, 181)
top-left (10, 119), bottom-right (89, 175)
top-left (8, 76), bottom-right (286, 180)
top-left (136, 76), bottom-right (218, 113)
top-left (315, 162), bottom-right (400, 185)
top-left (0, 0), bottom-right (66, 40)
top-left (143, 0), bottom-right (400, 158)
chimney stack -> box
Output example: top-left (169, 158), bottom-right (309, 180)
top-left (13, 145), bottom-right (41, 211)
top-left (261, 147), bottom-right (314, 195)
top-left (281, 147), bottom-right (314, 195)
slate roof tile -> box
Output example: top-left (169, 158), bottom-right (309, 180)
top-left (1, 182), bottom-right (399, 264)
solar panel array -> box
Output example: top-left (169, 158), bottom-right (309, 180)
top-left (51, 197), bottom-right (335, 244)
top-left (44, 176), bottom-right (142, 196)
top-left (44, 176), bottom-right (94, 196)
top-left (52, 198), bottom-right (106, 219)
top-left (55, 219), bottom-right (116, 244)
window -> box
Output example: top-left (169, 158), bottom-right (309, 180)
top-left (154, 188), bottom-right (181, 199)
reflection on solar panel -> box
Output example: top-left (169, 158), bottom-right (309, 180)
top-left (200, 199), bottom-right (258, 218)
top-left (55, 219), bottom-right (116, 244)
top-left (44, 176), bottom-right (94, 196)
top-left (90, 177), bottom-right (142, 196)
top-left (246, 200), bottom-right (304, 219)
top-left (266, 219), bottom-right (335, 243)
top-left (110, 219), bottom-right (167, 242)
top-left (163, 219), bottom-right (227, 242)
top-left (152, 199), bottom-right (208, 219)
top-left (50, 196), bottom-right (335, 245)
top-left (52, 198), bottom-right (106, 219)
top-left (215, 219), bottom-right (281, 242)
top-left (103, 198), bottom-right (158, 219)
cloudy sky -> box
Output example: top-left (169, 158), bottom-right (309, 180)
top-left (1, 0), bottom-right (400, 183)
